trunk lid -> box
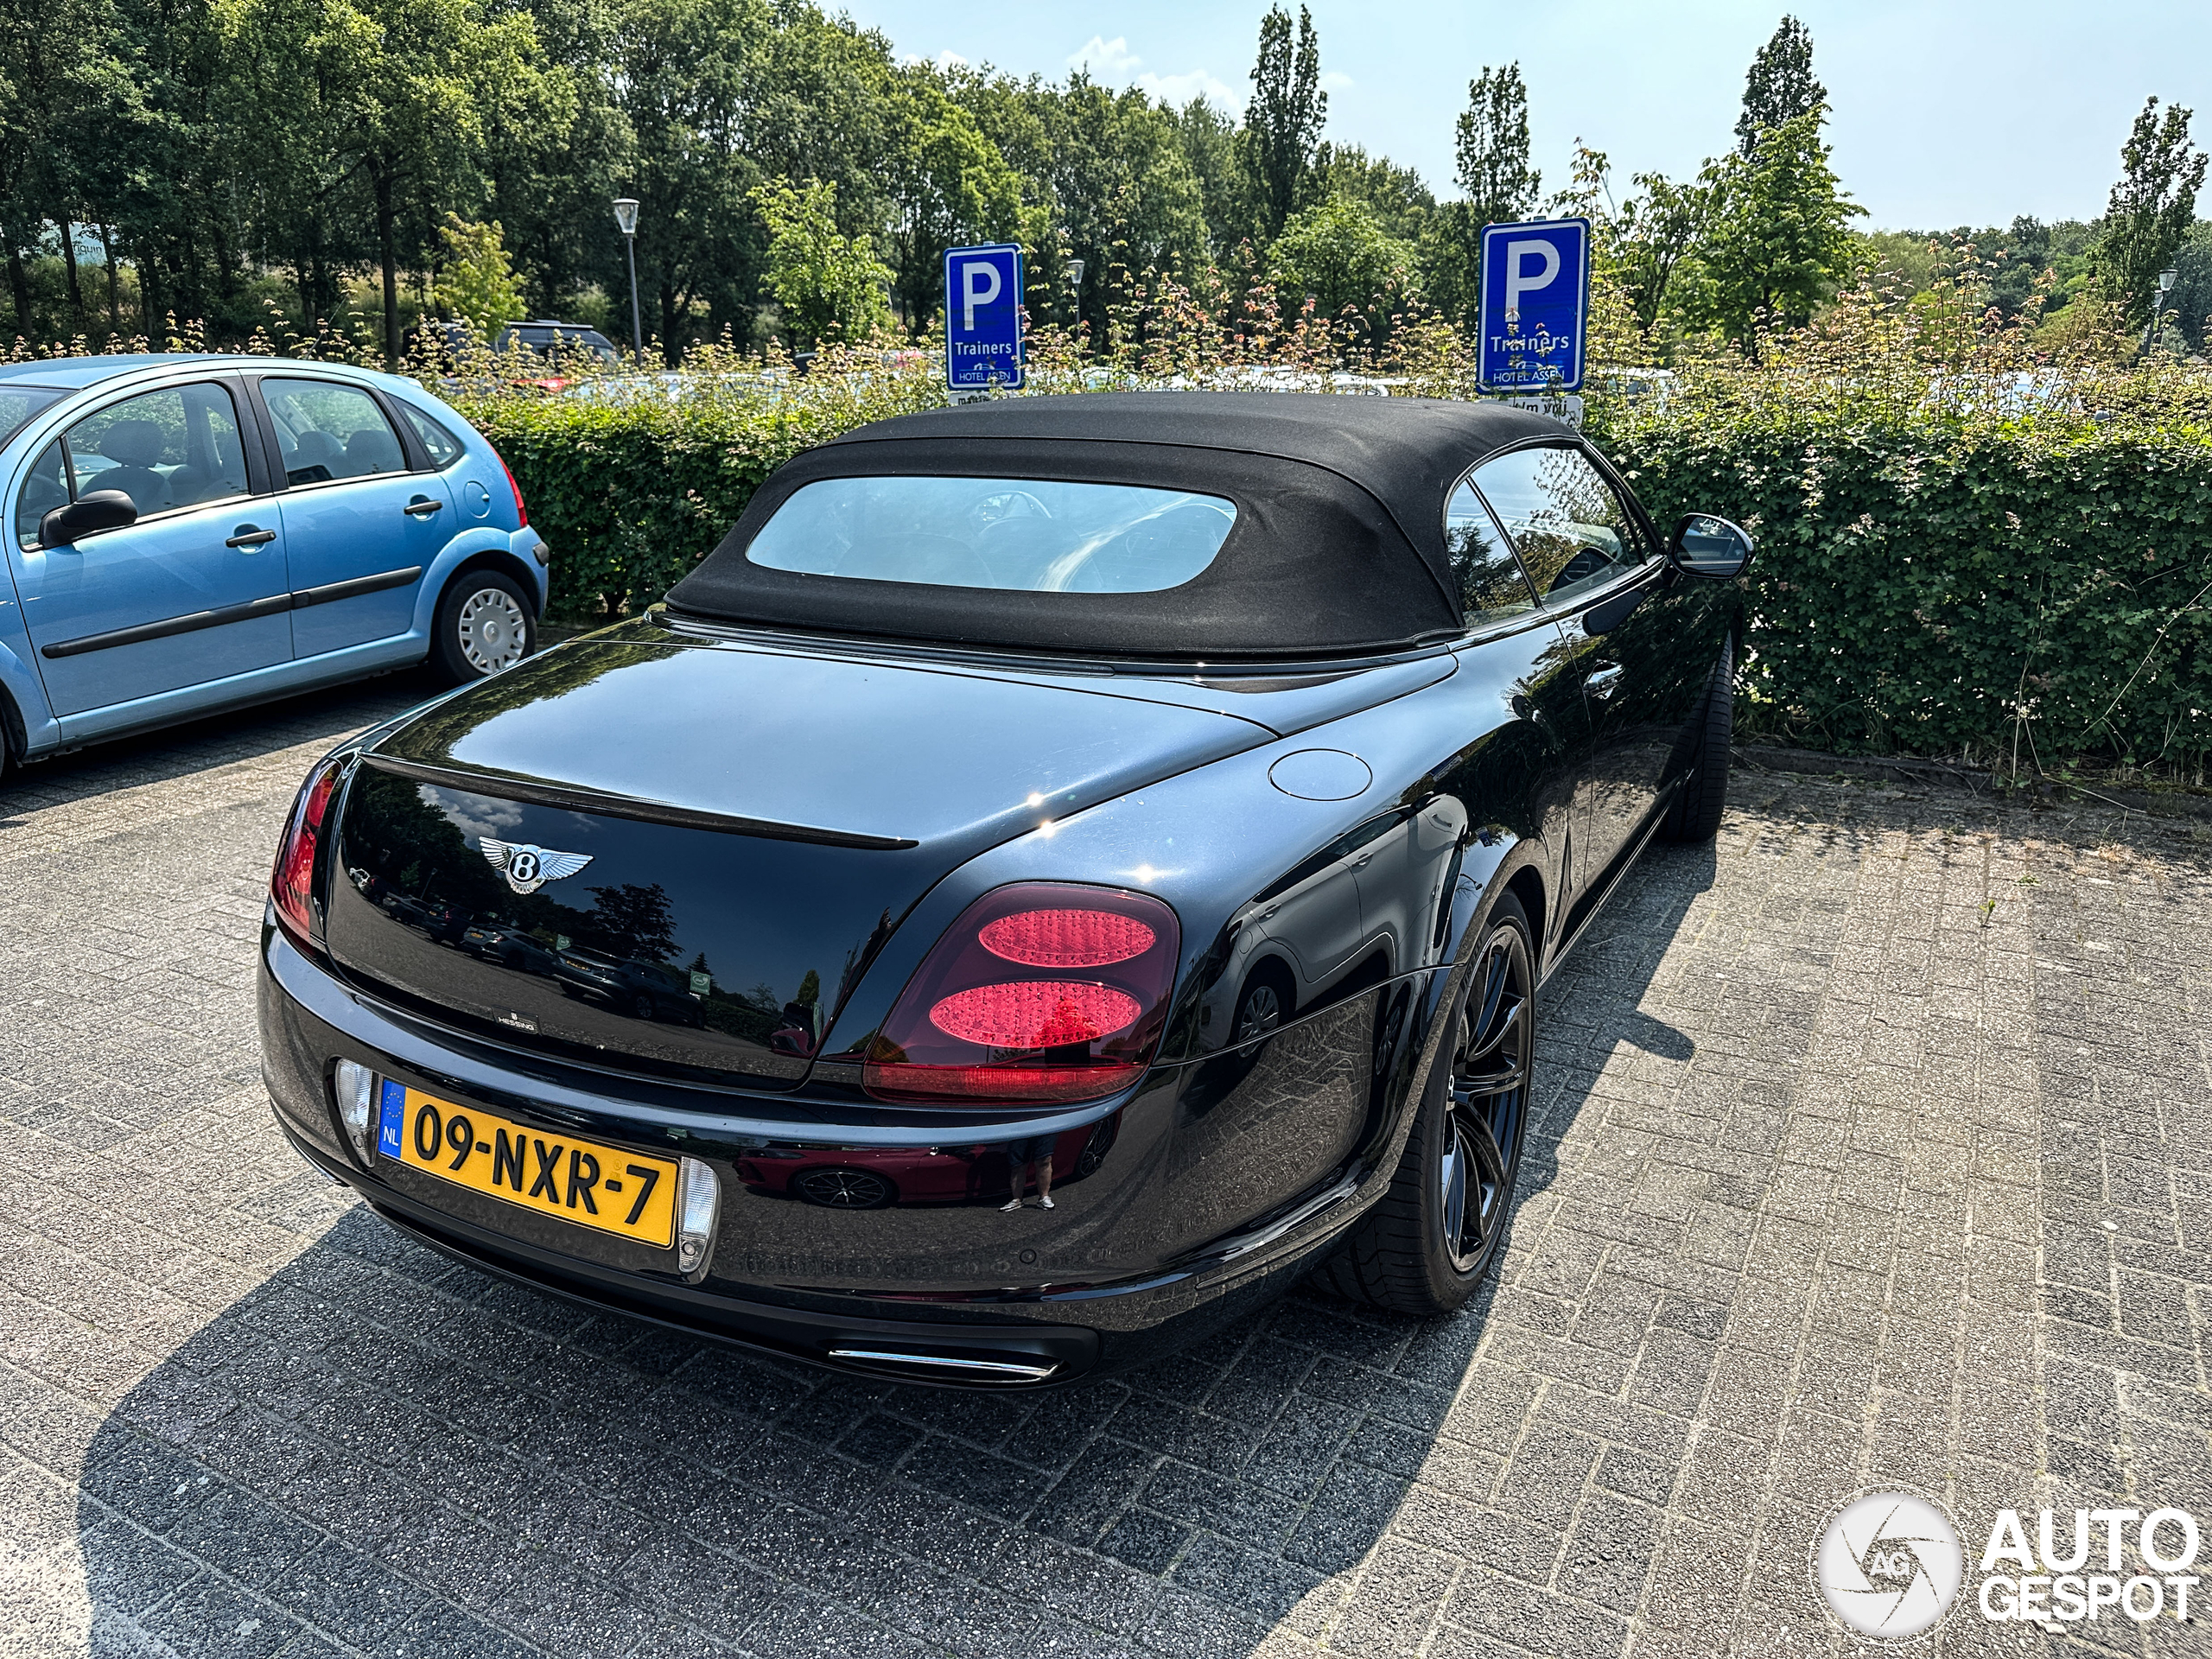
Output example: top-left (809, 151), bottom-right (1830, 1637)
top-left (323, 635), bottom-right (1271, 1086)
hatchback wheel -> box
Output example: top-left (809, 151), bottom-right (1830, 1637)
top-left (795, 1167), bottom-right (895, 1209)
top-left (1315, 892), bottom-right (1534, 1314)
top-left (432, 570), bottom-right (535, 684)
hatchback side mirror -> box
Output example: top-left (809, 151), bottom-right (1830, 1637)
top-left (40, 489), bottom-right (138, 548)
top-left (1669, 512), bottom-right (1754, 579)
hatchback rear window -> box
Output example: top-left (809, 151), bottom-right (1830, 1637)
top-left (744, 476), bottom-right (1237, 594)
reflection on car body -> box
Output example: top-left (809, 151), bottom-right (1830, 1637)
top-left (257, 393), bottom-right (1753, 1389)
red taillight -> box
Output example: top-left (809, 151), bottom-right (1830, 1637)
top-left (979, 908), bottom-right (1155, 967)
top-left (498, 452), bottom-right (529, 527)
top-left (272, 759), bottom-right (342, 946)
top-left (864, 883), bottom-right (1179, 1106)
top-left (931, 982), bottom-right (1141, 1047)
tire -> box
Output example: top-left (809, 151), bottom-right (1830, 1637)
top-left (430, 569), bottom-right (536, 685)
top-left (1313, 893), bottom-right (1535, 1316)
top-left (1661, 639), bottom-right (1733, 844)
top-left (630, 993), bottom-right (656, 1021)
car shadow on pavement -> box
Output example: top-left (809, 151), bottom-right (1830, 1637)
top-left (72, 847), bottom-right (1717, 1659)
top-left (0, 671), bottom-right (449, 823)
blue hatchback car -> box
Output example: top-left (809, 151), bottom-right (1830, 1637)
top-left (0, 356), bottom-right (549, 782)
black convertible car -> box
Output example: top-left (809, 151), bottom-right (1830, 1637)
top-left (258, 393), bottom-right (1750, 1387)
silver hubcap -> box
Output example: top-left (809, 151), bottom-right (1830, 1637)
top-left (457, 588), bottom-right (527, 675)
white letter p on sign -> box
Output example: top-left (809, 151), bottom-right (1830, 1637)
top-left (961, 261), bottom-right (1002, 332)
top-left (1503, 239), bottom-right (1560, 315)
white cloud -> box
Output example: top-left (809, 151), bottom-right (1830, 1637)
top-left (1320, 71), bottom-right (1354, 92)
top-left (1136, 68), bottom-right (1241, 109)
top-left (1068, 35), bottom-right (1237, 110)
top-left (1069, 35), bottom-right (1142, 76)
top-left (935, 48), bottom-right (969, 70)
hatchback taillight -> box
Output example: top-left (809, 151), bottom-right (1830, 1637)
top-left (498, 452), bottom-right (530, 528)
top-left (272, 758), bottom-right (343, 947)
top-left (863, 884), bottom-right (1180, 1105)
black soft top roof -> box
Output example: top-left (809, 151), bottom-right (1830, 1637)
top-left (664, 391), bottom-right (1572, 660)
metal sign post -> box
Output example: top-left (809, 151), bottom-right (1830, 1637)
top-left (944, 243), bottom-right (1025, 397)
top-left (1478, 218), bottom-right (1591, 404)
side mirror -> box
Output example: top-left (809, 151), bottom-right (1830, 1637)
top-left (1669, 512), bottom-right (1754, 579)
top-left (40, 489), bottom-right (137, 548)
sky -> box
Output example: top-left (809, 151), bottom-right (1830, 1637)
top-left (835, 0), bottom-right (2212, 231)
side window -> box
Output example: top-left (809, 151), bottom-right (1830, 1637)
top-left (15, 441), bottom-right (69, 549)
top-left (1471, 445), bottom-right (1653, 611)
top-left (50, 383), bottom-right (250, 524)
top-left (1444, 478), bottom-right (1541, 626)
top-left (260, 378), bottom-right (406, 486)
top-left (397, 403), bottom-right (463, 467)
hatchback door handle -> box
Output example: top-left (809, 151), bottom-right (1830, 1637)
top-left (226, 526), bottom-right (277, 549)
top-left (1586, 664), bottom-right (1625, 699)
top-left (403, 497), bottom-right (443, 518)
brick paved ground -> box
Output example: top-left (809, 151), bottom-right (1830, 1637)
top-left (2, 678), bottom-right (2210, 1658)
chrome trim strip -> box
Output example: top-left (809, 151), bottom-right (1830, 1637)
top-left (359, 753), bottom-right (919, 849)
top-left (826, 1348), bottom-right (1060, 1381)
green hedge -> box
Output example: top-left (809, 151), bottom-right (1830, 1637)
top-left (457, 373), bottom-right (2212, 772)
top-left (1600, 417), bottom-right (2212, 770)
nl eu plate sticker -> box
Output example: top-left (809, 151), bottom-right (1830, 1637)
top-left (378, 1078), bottom-right (405, 1159)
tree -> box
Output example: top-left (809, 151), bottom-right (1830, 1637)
top-left (1686, 105), bottom-right (1859, 347)
top-left (1172, 96), bottom-right (1241, 256)
top-left (1456, 62), bottom-right (1538, 229)
top-left (1268, 193), bottom-right (1420, 339)
top-left (1037, 75), bottom-right (1206, 340)
top-left (881, 71), bottom-right (1023, 334)
top-left (2090, 97), bottom-right (2208, 333)
top-left (434, 215), bottom-right (525, 338)
top-left (332, 0), bottom-right (565, 364)
top-left (1735, 15), bottom-right (1823, 156)
top-left (1236, 4), bottom-right (1325, 243)
top-left (1423, 62), bottom-right (1537, 325)
top-left (1614, 171), bottom-right (1711, 335)
top-left (1311, 143), bottom-right (1433, 245)
top-left (749, 177), bottom-right (889, 346)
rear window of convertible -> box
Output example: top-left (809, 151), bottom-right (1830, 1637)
top-left (743, 476), bottom-right (1237, 594)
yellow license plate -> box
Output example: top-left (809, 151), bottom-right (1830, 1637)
top-left (375, 1081), bottom-right (678, 1249)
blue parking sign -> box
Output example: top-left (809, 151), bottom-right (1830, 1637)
top-left (944, 243), bottom-right (1025, 391)
top-left (1478, 218), bottom-right (1590, 392)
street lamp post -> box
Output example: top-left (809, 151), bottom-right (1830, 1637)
top-left (613, 197), bottom-right (643, 359)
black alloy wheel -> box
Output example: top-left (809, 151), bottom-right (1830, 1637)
top-left (1316, 892), bottom-right (1535, 1315)
top-left (630, 993), bottom-right (656, 1021)
top-left (795, 1167), bottom-right (895, 1209)
top-left (1434, 928), bottom-right (1532, 1278)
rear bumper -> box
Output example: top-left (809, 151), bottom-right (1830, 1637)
top-left (258, 923), bottom-right (1382, 1386)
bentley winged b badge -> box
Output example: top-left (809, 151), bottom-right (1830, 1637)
top-left (480, 837), bottom-right (593, 895)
